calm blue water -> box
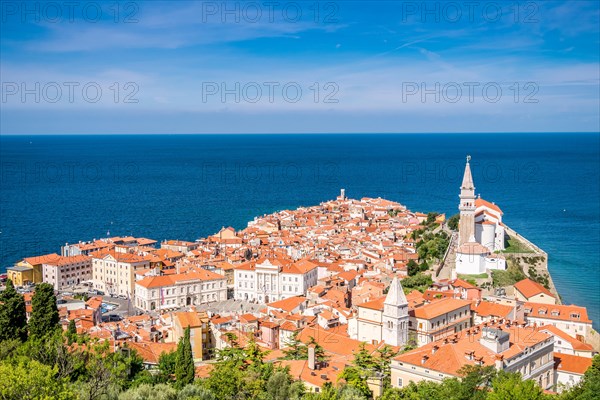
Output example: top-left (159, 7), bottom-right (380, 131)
top-left (1, 134), bottom-right (598, 328)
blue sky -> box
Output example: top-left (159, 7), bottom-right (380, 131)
top-left (1, 0), bottom-right (599, 133)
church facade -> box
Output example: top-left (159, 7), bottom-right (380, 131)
top-left (456, 156), bottom-right (507, 275)
top-left (351, 277), bottom-right (409, 347)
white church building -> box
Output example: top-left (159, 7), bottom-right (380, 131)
top-left (455, 156), bottom-right (507, 275)
top-left (349, 277), bottom-right (409, 347)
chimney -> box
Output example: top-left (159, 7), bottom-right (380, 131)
top-left (421, 355), bottom-right (429, 365)
top-left (480, 327), bottom-right (510, 353)
top-left (432, 345), bottom-right (439, 354)
top-left (308, 344), bottom-right (316, 370)
top-left (495, 354), bottom-right (504, 370)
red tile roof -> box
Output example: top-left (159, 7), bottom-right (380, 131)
top-left (514, 278), bottom-right (554, 299)
top-left (411, 298), bottom-right (471, 320)
top-left (554, 352), bottom-right (593, 375)
top-left (394, 321), bottom-right (551, 377)
top-left (267, 296), bottom-right (307, 313)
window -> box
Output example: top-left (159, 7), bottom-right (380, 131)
top-left (397, 378), bottom-right (403, 387)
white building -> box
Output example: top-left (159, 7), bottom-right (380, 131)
top-left (554, 353), bottom-right (593, 393)
top-left (91, 251), bottom-right (150, 297)
top-left (455, 242), bottom-right (506, 275)
top-left (456, 156), bottom-right (507, 275)
top-left (352, 278), bottom-right (409, 347)
top-left (524, 302), bottom-right (594, 343)
top-left (391, 322), bottom-right (556, 391)
top-left (539, 325), bottom-right (595, 358)
top-left (234, 258), bottom-right (318, 303)
top-left (134, 270), bottom-right (227, 312)
top-left (42, 255), bottom-right (92, 290)
top-left (474, 197), bottom-right (505, 251)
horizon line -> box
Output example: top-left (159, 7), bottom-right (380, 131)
top-left (2, 132), bottom-right (599, 137)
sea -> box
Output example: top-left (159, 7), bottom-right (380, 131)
top-left (0, 133), bottom-right (598, 329)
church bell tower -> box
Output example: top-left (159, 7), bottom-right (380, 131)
top-left (382, 277), bottom-right (409, 347)
top-left (458, 155), bottom-right (476, 245)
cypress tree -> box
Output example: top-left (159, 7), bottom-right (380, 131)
top-left (66, 319), bottom-right (77, 344)
top-left (0, 279), bottom-right (28, 341)
top-left (29, 283), bottom-right (59, 339)
top-left (175, 326), bottom-right (195, 387)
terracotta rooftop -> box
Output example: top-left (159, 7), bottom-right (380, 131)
top-left (554, 352), bottom-right (593, 375)
top-left (475, 198), bottom-right (503, 214)
top-left (411, 298), bottom-right (471, 320)
top-left (525, 302), bottom-right (591, 324)
top-left (267, 296), bottom-right (307, 313)
top-left (540, 325), bottom-right (594, 352)
top-left (394, 321), bottom-right (552, 377)
top-left (472, 301), bottom-right (514, 318)
top-left (514, 279), bottom-right (554, 299)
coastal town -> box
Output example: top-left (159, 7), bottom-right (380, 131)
top-left (1, 157), bottom-right (598, 399)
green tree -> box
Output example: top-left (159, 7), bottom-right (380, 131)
top-left (381, 378), bottom-right (459, 399)
top-left (17, 329), bottom-right (85, 381)
top-left (457, 365), bottom-right (497, 400)
top-left (0, 356), bottom-right (76, 400)
top-left (339, 343), bottom-right (375, 398)
top-left (487, 371), bottom-right (547, 400)
top-left (175, 327), bottom-right (195, 388)
top-left (66, 319), bottom-right (77, 344)
top-left (282, 330), bottom-right (306, 360)
top-left (157, 350), bottom-right (177, 382)
top-left (337, 384), bottom-right (369, 400)
top-left (29, 283), bottom-right (59, 339)
top-left (426, 212), bottom-right (439, 225)
top-left (0, 279), bottom-right (28, 342)
top-left (288, 380), bottom-right (307, 400)
top-left (447, 214), bottom-right (460, 231)
top-left (401, 273), bottom-right (433, 293)
top-left (406, 260), bottom-right (419, 277)
top-left (177, 384), bottom-right (216, 400)
top-left (266, 370), bottom-right (291, 400)
top-left (76, 340), bottom-right (144, 400)
top-left (118, 383), bottom-right (177, 400)
top-left (376, 345), bottom-right (397, 389)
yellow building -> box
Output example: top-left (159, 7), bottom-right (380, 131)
top-left (12, 253), bottom-right (64, 285)
top-left (173, 311), bottom-right (211, 361)
top-left (6, 265), bottom-right (35, 286)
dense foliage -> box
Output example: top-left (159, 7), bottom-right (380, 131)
top-left (447, 214), bottom-right (460, 231)
top-left (29, 283), bottom-right (60, 339)
top-left (491, 260), bottom-right (526, 287)
top-left (401, 273), bottom-right (433, 293)
top-left (175, 327), bottom-right (195, 388)
top-left (0, 279), bottom-right (28, 342)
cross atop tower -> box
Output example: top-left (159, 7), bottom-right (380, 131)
top-left (466, 154), bottom-right (471, 163)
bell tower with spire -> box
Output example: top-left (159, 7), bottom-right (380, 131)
top-left (382, 277), bottom-right (409, 347)
top-left (458, 155), bottom-right (476, 245)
